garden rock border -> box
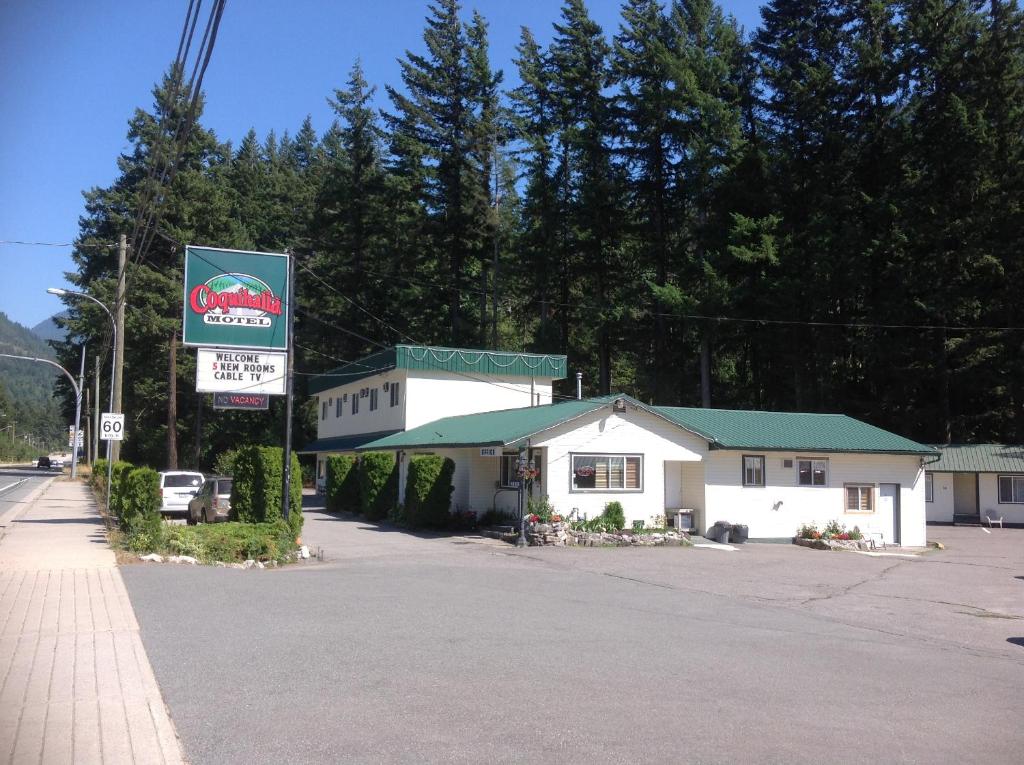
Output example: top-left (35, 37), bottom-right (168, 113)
top-left (792, 537), bottom-right (873, 552)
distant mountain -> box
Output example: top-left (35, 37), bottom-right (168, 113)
top-left (31, 313), bottom-right (68, 343)
top-left (0, 311), bottom-right (63, 447)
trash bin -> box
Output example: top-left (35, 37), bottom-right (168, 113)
top-left (705, 521), bottom-right (732, 544)
top-left (731, 524), bottom-right (749, 544)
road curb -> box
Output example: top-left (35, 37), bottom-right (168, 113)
top-left (0, 475), bottom-right (55, 533)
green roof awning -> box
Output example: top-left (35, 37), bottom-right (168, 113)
top-left (298, 430), bottom-right (401, 454)
top-left (355, 394), bottom-right (935, 456)
top-left (925, 444), bottom-right (1024, 473)
top-left (308, 345), bottom-right (567, 394)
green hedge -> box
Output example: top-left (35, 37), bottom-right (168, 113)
top-left (91, 458), bottom-right (109, 494)
top-left (229, 446), bottom-right (304, 537)
top-left (121, 467), bottom-right (161, 530)
top-left (405, 455), bottom-right (456, 528)
top-left (213, 448), bottom-right (239, 477)
top-left (110, 461), bottom-right (134, 519)
top-left (325, 454), bottom-right (359, 513)
top-left (359, 451), bottom-right (397, 521)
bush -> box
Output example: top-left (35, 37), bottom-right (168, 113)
top-left (527, 496), bottom-right (555, 522)
top-left (129, 520), bottom-right (298, 563)
top-left (404, 455), bottom-right (455, 528)
top-left (213, 448), bottom-right (239, 477)
top-left (479, 508), bottom-right (517, 527)
top-left (91, 458), bottom-right (109, 494)
top-left (325, 454), bottom-right (359, 513)
top-left (230, 445), bottom-right (303, 537)
top-left (110, 461), bottom-right (134, 520)
top-left (602, 501), bottom-right (626, 531)
top-left (121, 467), bottom-right (161, 530)
top-left (358, 452), bottom-right (398, 521)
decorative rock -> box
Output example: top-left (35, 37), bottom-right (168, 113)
top-left (139, 553), bottom-right (163, 563)
top-left (243, 559), bottom-right (256, 569)
top-left (256, 561), bottom-right (265, 569)
top-left (230, 562), bottom-right (246, 569)
top-left (299, 545), bottom-right (310, 559)
top-left (168, 555), bottom-right (197, 565)
top-left (214, 562), bottom-right (227, 567)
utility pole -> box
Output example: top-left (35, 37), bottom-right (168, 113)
top-left (84, 387), bottom-right (91, 465)
top-left (71, 346), bottom-right (85, 479)
top-left (112, 232), bottom-right (126, 461)
top-left (281, 252), bottom-right (296, 523)
top-left (93, 355), bottom-right (100, 465)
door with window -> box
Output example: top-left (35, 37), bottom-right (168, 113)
top-left (879, 484), bottom-right (901, 545)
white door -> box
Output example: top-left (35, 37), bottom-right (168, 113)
top-left (879, 484), bottom-right (901, 545)
top-left (664, 462), bottom-right (682, 510)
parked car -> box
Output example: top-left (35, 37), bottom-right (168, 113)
top-left (158, 470), bottom-right (205, 514)
top-left (52, 457), bottom-right (65, 470)
top-left (187, 476), bottom-right (232, 525)
top-left (36, 456), bottom-right (51, 469)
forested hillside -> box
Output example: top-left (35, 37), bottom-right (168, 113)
top-left (0, 312), bottom-right (64, 451)
top-left (56, 0), bottom-right (1024, 468)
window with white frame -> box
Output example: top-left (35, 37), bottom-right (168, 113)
top-left (336, 397), bottom-right (342, 417)
top-left (742, 455), bottom-right (765, 487)
top-left (370, 388), bottom-right (379, 411)
top-left (571, 454), bottom-right (642, 491)
top-left (321, 401), bottom-right (327, 420)
top-left (797, 458), bottom-right (828, 487)
top-left (998, 475), bottom-right (1024, 503)
top-left (925, 473), bottom-right (933, 502)
top-left (390, 381), bottom-right (400, 407)
top-left (351, 395), bottom-right (359, 415)
top-left (499, 453), bottom-right (519, 488)
top-left (845, 484), bottom-right (874, 513)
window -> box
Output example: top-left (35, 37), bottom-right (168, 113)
top-left (925, 473), bottom-right (933, 503)
top-left (742, 455), bottom-right (765, 487)
top-left (571, 454), bottom-right (642, 491)
top-left (499, 453), bottom-right (519, 488)
top-left (351, 395), bottom-right (359, 415)
top-left (797, 459), bottom-right (828, 487)
top-left (390, 382), bottom-right (401, 407)
top-left (370, 388), bottom-right (379, 411)
top-left (845, 484), bottom-right (874, 513)
top-left (998, 475), bottom-right (1024, 503)
top-left (336, 397), bottom-right (342, 417)
top-left (321, 401), bottom-right (327, 420)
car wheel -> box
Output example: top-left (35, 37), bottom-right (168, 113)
top-left (186, 508), bottom-right (197, 526)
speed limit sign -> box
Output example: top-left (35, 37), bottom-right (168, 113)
top-left (100, 413), bottom-right (125, 441)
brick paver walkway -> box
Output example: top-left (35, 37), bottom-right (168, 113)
top-left (0, 479), bottom-right (184, 764)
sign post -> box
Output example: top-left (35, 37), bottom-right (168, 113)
top-left (280, 252), bottom-right (296, 524)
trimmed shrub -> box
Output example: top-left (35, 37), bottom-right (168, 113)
top-left (229, 446), bottom-right (304, 537)
top-left (359, 451), bottom-right (397, 521)
top-left (213, 448), bottom-right (239, 477)
top-left (602, 501), bottom-right (626, 531)
top-left (325, 454), bottom-right (359, 513)
top-left (121, 467), bottom-right (161, 530)
top-left (91, 458), bottom-right (109, 494)
top-left (404, 455), bottom-right (455, 528)
top-left (110, 461), bottom-right (134, 520)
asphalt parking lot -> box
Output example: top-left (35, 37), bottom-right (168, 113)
top-left (122, 505), bottom-right (1024, 765)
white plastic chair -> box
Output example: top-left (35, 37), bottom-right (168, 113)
top-left (984, 509), bottom-right (1004, 529)
top-left (863, 527), bottom-right (886, 550)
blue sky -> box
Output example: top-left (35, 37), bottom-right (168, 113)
top-left (0, 0), bottom-right (762, 329)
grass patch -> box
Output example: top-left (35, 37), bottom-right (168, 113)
top-left (119, 520), bottom-right (299, 565)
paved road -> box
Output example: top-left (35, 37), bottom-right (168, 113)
top-left (123, 502), bottom-right (1024, 765)
top-left (0, 466), bottom-right (56, 529)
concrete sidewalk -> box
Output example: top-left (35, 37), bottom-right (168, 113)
top-left (0, 479), bottom-right (184, 764)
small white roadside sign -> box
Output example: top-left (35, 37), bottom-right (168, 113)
top-left (100, 413), bottom-right (125, 441)
top-left (195, 348), bottom-right (286, 395)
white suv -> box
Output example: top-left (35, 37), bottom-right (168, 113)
top-left (158, 471), bottom-right (205, 514)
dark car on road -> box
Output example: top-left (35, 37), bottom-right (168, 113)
top-left (187, 476), bottom-right (232, 525)
top-left (36, 456), bottom-right (51, 469)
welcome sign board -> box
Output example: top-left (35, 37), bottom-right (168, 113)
top-left (195, 349), bottom-right (286, 395)
top-left (183, 246), bottom-right (289, 350)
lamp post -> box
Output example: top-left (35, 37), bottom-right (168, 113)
top-left (48, 288), bottom-right (116, 507)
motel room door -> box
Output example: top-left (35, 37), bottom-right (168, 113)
top-left (879, 484), bottom-right (901, 545)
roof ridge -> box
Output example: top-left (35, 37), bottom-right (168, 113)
top-left (654, 404), bottom-right (848, 417)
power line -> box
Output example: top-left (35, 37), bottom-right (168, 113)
top-left (0, 240), bottom-right (115, 248)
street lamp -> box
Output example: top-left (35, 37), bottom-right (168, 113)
top-left (48, 287), bottom-right (116, 507)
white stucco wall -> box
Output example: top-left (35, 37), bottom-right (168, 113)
top-left (316, 370), bottom-right (408, 439)
top-left (926, 471), bottom-right (954, 522)
top-left (703, 451), bottom-right (926, 546)
top-left (532, 406), bottom-right (706, 525)
top-left (404, 370), bottom-right (554, 430)
top-left (979, 473), bottom-right (1024, 525)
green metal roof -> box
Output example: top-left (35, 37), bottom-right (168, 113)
top-left (925, 444), bottom-right (1024, 473)
top-left (308, 345), bottom-right (567, 394)
top-left (298, 430), bottom-right (401, 454)
top-left (654, 406), bottom-right (938, 455)
top-left (357, 394), bottom-right (936, 456)
top-left (358, 398), bottom-right (606, 451)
